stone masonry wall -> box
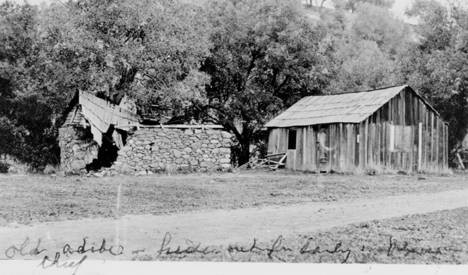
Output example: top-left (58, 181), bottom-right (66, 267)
top-left (111, 127), bottom-right (232, 174)
top-left (59, 126), bottom-right (99, 174)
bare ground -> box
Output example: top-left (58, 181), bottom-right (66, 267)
top-left (0, 171), bottom-right (467, 225)
top-left (1, 187), bottom-right (468, 262)
top-left (2, 172), bottom-right (468, 264)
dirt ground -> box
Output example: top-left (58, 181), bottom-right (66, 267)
top-left (0, 171), bottom-right (467, 225)
top-left (1, 181), bottom-right (468, 263)
top-left (1, 172), bottom-right (468, 264)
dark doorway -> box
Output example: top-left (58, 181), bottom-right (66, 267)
top-left (86, 126), bottom-right (119, 171)
top-left (288, 129), bottom-right (297, 150)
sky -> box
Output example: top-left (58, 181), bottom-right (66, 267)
top-left (391, 0), bottom-right (415, 18)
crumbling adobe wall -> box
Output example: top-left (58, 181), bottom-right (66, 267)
top-left (59, 126), bottom-right (98, 174)
top-left (111, 127), bottom-right (232, 174)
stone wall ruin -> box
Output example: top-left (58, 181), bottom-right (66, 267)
top-left (111, 126), bottom-right (232, 174)
top-left (59, 123), bottom-right (233, 175)
top-left (59, 125), bottom-right (99, 174)
top-left (59, 92), bottom-right (233, 175)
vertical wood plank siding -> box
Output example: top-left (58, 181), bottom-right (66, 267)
top-left (267, 88), bottom-right (448, 173)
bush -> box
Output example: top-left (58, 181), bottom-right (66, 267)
top-left (43, 164), bottom-right (59, 175)
top-left (0, 162), bottom-right (10, 173)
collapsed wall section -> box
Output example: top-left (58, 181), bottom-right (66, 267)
top-left (59, 126), bottom-right (99, 174)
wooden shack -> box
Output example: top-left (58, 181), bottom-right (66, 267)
top-left (265, 85), bottom-right (448, 173)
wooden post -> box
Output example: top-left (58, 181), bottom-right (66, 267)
top-left (457, 153), bottom-right (465, 170)
top-left (445, 124), bottom-right (449, 169)
top-left (389, 124), bottom-right (395, 152)
top-left (303, 128), bottom-right (307, 170)
top-left (364, 120), bottom-right (368, 168)
top-left (418, 122), bottom-right (422, 172)
top-left (309, 126), bottom-right (317, 172)
top-left (430, 113), bottom-right (434, 168)
top-left (339, 123), bottom-right (345, 172)
top-left (435, 119), bottom-right (439, 168)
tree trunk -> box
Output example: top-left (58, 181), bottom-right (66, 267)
top-left (238, 138), bottom-right (251, 166)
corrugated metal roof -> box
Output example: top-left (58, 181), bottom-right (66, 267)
top-left (265, 85), bottom-right (412, 128)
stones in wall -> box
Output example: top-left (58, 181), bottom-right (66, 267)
top-left (112, 127), bottom-right (232, 174)
top-left (59, 126), bottom-right (99, 174)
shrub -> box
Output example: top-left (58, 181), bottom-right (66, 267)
top-left (43, 164), bottom-right (59, 175)
top-left (0, 162), bottom-right (10, 173)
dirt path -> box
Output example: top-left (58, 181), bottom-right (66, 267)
top-left (1, 188), bottom-right (468, 260)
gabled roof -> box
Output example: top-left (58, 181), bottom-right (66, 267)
top-left (265, 85), bottom-right (440, 128)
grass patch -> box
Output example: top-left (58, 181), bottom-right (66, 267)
top-left (134, 207), bottom-right (468, 264)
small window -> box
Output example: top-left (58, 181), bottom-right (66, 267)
top-left (288, 129), bottom-right (297, 150)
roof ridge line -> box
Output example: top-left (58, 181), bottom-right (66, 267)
top-left (306, 84), bottom-right (408, 97)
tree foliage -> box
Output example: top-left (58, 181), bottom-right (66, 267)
top-left (0, 2), bottom-right (59, 169)
top-left (401, 0), bottom-right (468, 157)
top-left (1, 0), bottom-right (468, 169)
top-left (199, 0), bottom-right (330, 163)
top-left (43, 0), bottom-right (212, 120)
top-left (324, 2), bottom-right (409, 92)
top-left (332, 0), bottom-right (394, 12)
top-left (0, 0), bottom-right (212, 169)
